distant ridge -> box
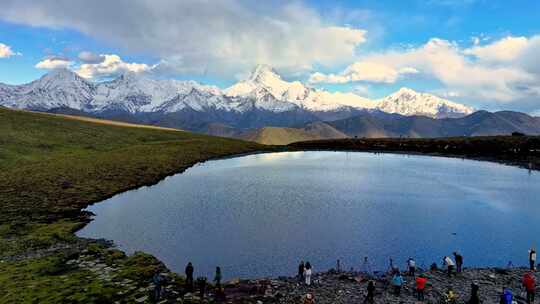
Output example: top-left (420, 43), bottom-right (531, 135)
top-left (242, 110), bottom-right (540, 145)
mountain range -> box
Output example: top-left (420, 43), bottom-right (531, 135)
top-left (244, 110), bottom-right (540, 145)
top-left (1, 66), bottom-right (539, 145)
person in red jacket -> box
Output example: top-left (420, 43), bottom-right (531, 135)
top-left (523, 272), bottom-right (536, 304)
top-left (416, 274), bottom-right (428, 301)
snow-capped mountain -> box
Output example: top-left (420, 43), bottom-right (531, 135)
top-left (0, 66), bottom-right (474, 132)
top-left (0, 68), bottom-right (96, 111)
top-left (225, 64), bottom-right (376, 112)
top-left (377, 87), bottom-right (474, 119)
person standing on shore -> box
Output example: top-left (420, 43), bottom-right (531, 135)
top-left (304, 262), bottom-right (312, 286)
top-left (523, 272), bottom-right (536, 304)
top-left (499, 287), bottom-right (513, 304)
top-left (454, 252), bottom-right (463, 273)
top-left (407, 257), bottom-right (416, 276)
top-left (152, 269), bottom-right (164, 302)
top-left (214, 267), bottom-right (222, 289)
top-left (530, 248), bottom-right (537, 271)
top-left (468, 282), bottom-right (480, 304)
top-left (416, 274), bottom-right (428, 301)
top-left (185, 262), bottom-right (194, 292)
top-left (298, 261), bottom-right (305, 283)
top-left (391, 271), bottom-right (404, 296)
top-left (443, 256), bottom-right (455, 277)
top-left (364, 280), bottom-right (375, 304)
top-left (361, 257), bottom-right (372, 275)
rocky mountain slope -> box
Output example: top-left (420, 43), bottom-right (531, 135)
top-left (243, 110), bottom-right (540, 145)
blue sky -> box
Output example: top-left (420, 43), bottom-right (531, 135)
top-left (0, 0), bottom-right (539, 113)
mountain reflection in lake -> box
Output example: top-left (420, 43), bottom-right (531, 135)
top-left (78, 152), bottom-right (540, 279)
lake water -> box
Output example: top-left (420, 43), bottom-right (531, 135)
top-left (77, 152), bottom-right (540, 279)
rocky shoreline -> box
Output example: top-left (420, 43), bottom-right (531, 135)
top-left (52, 241), bottom-right (536, 304)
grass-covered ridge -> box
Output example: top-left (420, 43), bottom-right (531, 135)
top-left (0, 107), bottom-right (265, 224)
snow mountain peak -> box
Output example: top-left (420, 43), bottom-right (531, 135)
top-left (377, 87), bottom-right (474, 118)
top-left (249, 64), bottom-right (280, 82)
top-left (0, 66), bottom-right (473, 119)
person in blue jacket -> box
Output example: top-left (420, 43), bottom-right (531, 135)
top-left (391, 271), bottom-right (404, 296)
top-left (499, 287), bottom-right (513, 304)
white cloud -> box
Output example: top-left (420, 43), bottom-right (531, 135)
top-left (309, 61), bottom-right (418, 84)
top-left (35, 57), bottom-right (72, 69)
top-left (311, 36), bottom-right (540, 103)
top-left (464, 36), bottom-right (528, 63)
top-left (0, 0), bottom-right (367, 77)
top-left (75, 54), bottom-right (151, 79)
top-left (0, 43), bottom-right (18, 58)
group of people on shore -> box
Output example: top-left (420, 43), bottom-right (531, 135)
top-left (158, 262), bottom-right (224, 301)
top-left (151, 247), bottom-right (537, 303)
top-left (378, 248), bottom-right (537, 304)
top-left (301, 248), bottom-right (537, 304)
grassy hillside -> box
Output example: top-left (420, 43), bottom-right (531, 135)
top-left (0, 107), bottom-right (265, 224)
top-left (0, 107), bottom-right (268, 303)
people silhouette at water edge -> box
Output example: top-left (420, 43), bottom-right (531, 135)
top-left (152, 269), bottom-right (163, 302)
top-left (468, 282), bottom-right (480, 304)
top-left (454, 251), bottom-right (463, 273)
top-left (407, 257), bottom-right (416, 276)
top-left (443, 256), bottom-right (456, 277)
top-left (214, 266), bottom-right (222, 288)
top-left (360, 256), bottom-right (372, 275)
top-left (529, 247), bottom-right (537, 271)
top-left (304, 262), bottom-right (312, 286)
top-left (185, 262), bottom-right (194, 292)
top-left (298, 261), bottom-right (305, 283)
top-left (364, 280), bottom-right (375, 304)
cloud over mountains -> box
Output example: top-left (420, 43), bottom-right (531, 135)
top-left (0, 0), bottom-right (366, 76)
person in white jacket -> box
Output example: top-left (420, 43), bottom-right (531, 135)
top-left (529, 248), bottom-right (537, 271)
top-left (443, 256), bottom-right (455, 277)
top-left (304, 262), bottom-right (312, 286)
